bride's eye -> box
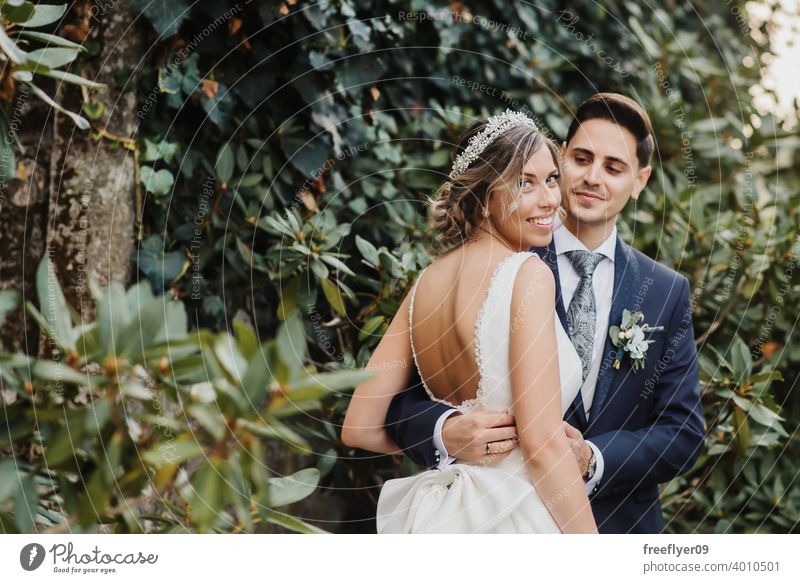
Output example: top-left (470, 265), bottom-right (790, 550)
top-left (519, 178), bottom-right (534, 189)
top-left (546, 174), bottom-right (560, 185)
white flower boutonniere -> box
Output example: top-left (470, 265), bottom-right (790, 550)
top-left (609, 310), bottom-right (664, 372)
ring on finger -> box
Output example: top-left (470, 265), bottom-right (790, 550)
top-left (485, 442), bottom-right (491, 456)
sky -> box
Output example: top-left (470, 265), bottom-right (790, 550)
top-left (748, 0), bottom-right (800, 126)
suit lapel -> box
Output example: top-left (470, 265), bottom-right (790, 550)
top-left (533, 241), bottom-right (568, 330)
top-left (588, 236), bottom-right (640, 423)
top-left (533, 241), bottom-right (587, 430)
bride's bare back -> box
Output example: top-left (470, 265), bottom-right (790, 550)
top-left (409, 242), bottom-right (516, 406)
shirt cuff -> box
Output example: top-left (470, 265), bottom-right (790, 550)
top-left (432, 409), bottom-right (460, 469)
top-left (584, 440), bottom-right (604, 495)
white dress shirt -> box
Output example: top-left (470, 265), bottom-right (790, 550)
top-left (433, 222), bottom-right (617, 494)
top-left (554, 221), bottom-right (617, 418)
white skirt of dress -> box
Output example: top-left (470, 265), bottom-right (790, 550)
top-left (377, 463), bottom-right (561, 534)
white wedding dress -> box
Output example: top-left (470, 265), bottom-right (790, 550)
top-left (377, 252), bottom-right (583, 533)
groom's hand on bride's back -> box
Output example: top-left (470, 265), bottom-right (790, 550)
top-left (442, 410), bottom-right (518, 462)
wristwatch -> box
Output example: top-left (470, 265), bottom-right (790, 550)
top-left (583, 449), bottom-right (597, 481)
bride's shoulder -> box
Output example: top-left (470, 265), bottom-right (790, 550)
top-left (512, 252), bottom-right (555, 297)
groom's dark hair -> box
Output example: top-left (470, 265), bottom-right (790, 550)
top-left (565, 93), bottom-right (654, 168)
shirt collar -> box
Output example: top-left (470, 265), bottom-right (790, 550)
top-left (553, 217), bottom-right (617, 263)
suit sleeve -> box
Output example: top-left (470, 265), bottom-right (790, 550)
top-left (384, 368), bottom-right (456, 468)
top-left (588, 277), bottom-right (706, 500)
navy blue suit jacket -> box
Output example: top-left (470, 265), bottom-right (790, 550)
top-left (385, 236), bottom-right (705, 533)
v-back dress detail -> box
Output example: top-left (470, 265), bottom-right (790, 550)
top-left (377, 252), bottom-right (583, 533)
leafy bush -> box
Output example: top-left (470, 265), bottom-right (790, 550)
top-left (0, 1), bottom-right (105, 181)
top-left (0, 259), bottom-right (369, 532)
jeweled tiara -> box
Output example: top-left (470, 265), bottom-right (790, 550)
top-left (448, 109), bottom-right (540, 180)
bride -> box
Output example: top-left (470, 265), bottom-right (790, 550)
top-left (341, 111), bottom-right (598, 534)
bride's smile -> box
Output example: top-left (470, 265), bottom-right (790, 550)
top-left (484, 144), bottom-right (562, 250)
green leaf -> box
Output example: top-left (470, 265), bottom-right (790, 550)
top-left (276, 311), bottom-right (306, 377)
top-left (141, 138), bottom-right (180, 163)
top-left (359, 315), bottom-right (385, 341)
top-left (280, 132), bottom-right (330, 177)
top-left (135, 236), bottom-right (185, 289)
top-left (187, 404), bottom-right (227, 441)
top-left (140, 166), bottom-right (174, 196)
top-left (0, 23), bottom-right (27, 65)
top-left (627, 16), bottom-right (661, 59)
top-left (240, 343), bottom-right (274, 405)
top-left (131, 0), bottom-right (190, 38)
top-left (16, 30), bottom-right (86, 51)
top-left (747, 403), bottom-right (785, 429)
top-left (152, 299), bottom-right (187, 344)
top-left (116, 294), bottom-right (169, 360)
top-left (14, 472), bottom-right (36, 533)
top-left (310, 259), bottom-right (329, 280)
top-left (729, 335), bottom-right (752, 381)
top-left (0, 110), bottom-right (16, 188)
top-left (32, 360), bottom-right (87, 385)
top-left (236, 418), bottom-right (310, 451)
top-left (321, 278), bottom-right (346, 317)
top-left (0, 459), bottom-right (19, 503)
top-left (268, 468), bottom-right (320, 507)
top-left (96, 282), bottom-right (129, 357)
top-left (20, 3), bottom-right (67, 28)
top-left (45, 424), bottom-right (82, 467)
top-left (188, 458), bottom-right (225, 532)
top-left (233, 319), bottom-right (258, 360)
top-left (277, 277), bottom-right (299, 321)
top-left (319, 254), bottom-right (355, 276)
top-left (732, 407), bottom-right (750, 452)
top-left (260, 508), bottom-right (327, 534)
top-left (34, 258), bottom-right (74, 350)
top-left (77, 471), bottom-right (109, 527)
top-left (355, 235), bottom-right (379, 266)
top-left (83, 398), bottom-right (113, 435)
top-left (82, 100), bottom-right (104, 121)
top-left (33, 68), bottom-right (106, 89)
top-left (213, 333), bottom-right (247, 383)
top-left (27, 47), bottom-right (79, 69)
top-left (214, 143), bottom-right (234, 183)
top-left (121, 381), bottom-right (153, 400)
top-left (1, 2), bottom-right (34, 24)
top-left (25, 82), bottom-right (90, 129)
top-left (750, 370), bottom-right (783, 396)
top-left (257, 215), bottom-right (295, 238)
top-left (223, 454), bottom-right (253, 532)
top-left (143, 437), bottom-right (204, 468)
top-left (0, 289), bottom-right (19, 329)
top-left (288, 369), bottom-right (372, 396)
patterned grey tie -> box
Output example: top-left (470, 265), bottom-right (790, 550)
top-left (565, 250), bottom-right (606, 381)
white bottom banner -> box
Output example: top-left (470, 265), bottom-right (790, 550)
top-left (1, 534), bottom-right (797, 582)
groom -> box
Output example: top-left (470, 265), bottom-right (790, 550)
top-left (385, 93), bottom-right (705, 533)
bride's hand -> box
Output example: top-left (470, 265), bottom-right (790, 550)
top-left (442, 410), bottom-right (518, 463)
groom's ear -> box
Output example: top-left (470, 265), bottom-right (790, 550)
top-left (560, 142), bottom-right (567, 158)
top-left (631, 165), bottom-right (652, 200)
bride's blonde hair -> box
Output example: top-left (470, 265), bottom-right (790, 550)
top-left (429, 120), bottom-right (559, 250)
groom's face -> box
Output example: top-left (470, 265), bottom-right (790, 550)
top-left (560, 118), bottom-right (651, 230)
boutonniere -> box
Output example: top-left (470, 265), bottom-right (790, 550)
top-left (609, 310), bottom-right (664, 372)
